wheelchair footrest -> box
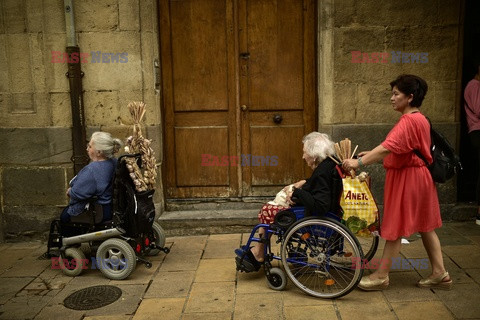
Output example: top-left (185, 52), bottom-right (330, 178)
top-left (235, 256), bottom-right (260, 273)
top-left (234, 246), bottom-right (261, 273)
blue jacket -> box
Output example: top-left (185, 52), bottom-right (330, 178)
top-left (67, 158), bottom-right (117, 216)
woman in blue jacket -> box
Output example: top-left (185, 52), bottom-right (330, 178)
top-left (60, 131), bottom-right (122, 223)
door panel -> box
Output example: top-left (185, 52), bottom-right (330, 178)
top-left (161, 0), bottom-right (237, 198)
top-left (160, 0), bottom-right (315, 199)
top-left (174, 126), bottom-right (229, 187)
top-left (239, 0), bottom-right (315, 196)
top-left (170, 0), bottom-right (229, 111)
top-left (246, 0), bottom-right (304, 110)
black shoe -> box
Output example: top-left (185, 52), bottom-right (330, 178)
top-left (235, 246), bottom-right (261, 272)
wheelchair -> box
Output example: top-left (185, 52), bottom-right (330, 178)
top-left (235, 207), bottom-right (379, 299)
top-left (46, 154), bottom-right (170, 280)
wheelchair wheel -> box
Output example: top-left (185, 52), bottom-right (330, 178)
top-left (266, 267), bottom-right (287, 291)
top-left (96, 238), bottom-right (137, 280)
top-left (79, 243), bottom-right (92, 257)
top-left (281, 218), bottom-right (363, 299)
top-left (356, 233), bottom-right (379, 262)
top-left (59, 247), bottom-right (86, 277)
top-left (145, 221), bottom-right (166, 256)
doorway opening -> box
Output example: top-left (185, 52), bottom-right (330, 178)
top-left (457, 0), bottom-right (480, 202)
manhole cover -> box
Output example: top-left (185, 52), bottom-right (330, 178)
top-left (63, 285), bottom-right (122, 310)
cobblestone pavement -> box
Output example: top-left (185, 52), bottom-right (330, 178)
top-left (0, 221), bottom-right (479, 320)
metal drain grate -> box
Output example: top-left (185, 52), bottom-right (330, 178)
top-left (63, 285), bottom-right (122, 310)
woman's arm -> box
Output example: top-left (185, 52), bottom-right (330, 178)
top-left (290, 164), bottom-right (332, 215)
top-left (69, 166), bottom-right (97, 202)
top-left (342, 144), bottom-right (390, 171)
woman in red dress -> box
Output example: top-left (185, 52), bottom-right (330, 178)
top-left (343, 74), bottom-right (452, 291)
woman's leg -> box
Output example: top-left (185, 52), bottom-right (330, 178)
top-left (60, 207), bottom-right (71, 223)
top-left (419, 230), bottom-right (450, 280)
top-left (250, 227), bottom-right (266, 262)
top-left (252, 204), bottom-right (286, 262)
top-left (368, 238), bottom-right (402, 280)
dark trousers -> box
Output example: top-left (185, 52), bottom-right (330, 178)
top-left (60, 204), bottom-right (112, 223)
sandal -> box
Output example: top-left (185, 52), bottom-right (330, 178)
top-left (417, 271), bottom-right (453, 290)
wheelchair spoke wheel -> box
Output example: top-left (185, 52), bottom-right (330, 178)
top-left (281, 218), bottom-right (363, 299)
top-left (96, 238), bottom-right (136, 280)
top-left (356, 233), bottom-right (379, 262)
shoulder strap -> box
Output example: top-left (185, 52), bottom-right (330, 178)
top-left (413, 115), bottom-right (432, 166)
top-left (414, 149), bottom-right (429, 166)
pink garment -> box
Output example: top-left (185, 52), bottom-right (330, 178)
top-left (464, 79), bottom-right (480, 133)
top-left (380, 113), bottom-right (441, 241)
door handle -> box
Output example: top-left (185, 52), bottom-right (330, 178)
top-left (273, 114), bottom-right (283, 124)
top-left (241, 105), bottom-right (248, 111)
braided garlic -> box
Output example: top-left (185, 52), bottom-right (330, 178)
top-left (125, 101), bottom-right (158, 192)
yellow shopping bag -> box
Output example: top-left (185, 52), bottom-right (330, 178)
top-left (340, 176), bottom-right (379, 237)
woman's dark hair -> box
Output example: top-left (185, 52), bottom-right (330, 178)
top-left (390, 74), bottom-right (428, 107)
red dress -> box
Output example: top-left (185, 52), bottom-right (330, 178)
top-left (380, 113), bottom-right (442, 240)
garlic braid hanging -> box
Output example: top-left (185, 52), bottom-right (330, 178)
top-left (124, 101), bottom-right (157, 192)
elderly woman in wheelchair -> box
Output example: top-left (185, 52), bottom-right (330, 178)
top-left (60, 131), bottom-right (122, 225)
top-left (235, 132), bottom-right (370, 298)
top-left (46, 132), bottom-right (169, 280)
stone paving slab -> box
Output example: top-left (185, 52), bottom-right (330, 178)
top-left (182, 312), bottom-right (232, 320)
top-left (132, 297), bottom-right (185, 320)
top-left (390, 301), bottom-right (455, 320)
top-left (0, 222), bottom-right (478, 319)
top-left (234, 292), bottom-right (284, 320)
top-left (434, 283), bottom-right (480, 319)
top-left (144, 271), bottom-right (195, 298)
top-left (195, 258), bottom-right (236, 282)
top-left (184, 282), bottom-right (235, 313)
top-left (382, 271), bottom-right (439, 302)
top-left (0, 277), bottom-right (34, 304)
top-left (335, 290), bottom-right (397, 320)
top-left (285, 305), bottom-right (338, 320)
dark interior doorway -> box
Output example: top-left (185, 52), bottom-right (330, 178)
top-left (458, 0), bottom-right (480, 202)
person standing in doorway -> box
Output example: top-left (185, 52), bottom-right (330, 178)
top-left (464, 61), bottom-right (480, 225)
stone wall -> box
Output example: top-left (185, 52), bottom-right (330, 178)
top-left (317, 0), bottom-right (463, 218)
top-left (0, 0), bottom-right (163, 241)
top-left (0, 0), bottom-right (467, 241)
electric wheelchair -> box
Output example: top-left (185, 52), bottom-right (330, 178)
top-left (46, 154), bottom-right (170, 280)
top-left (236, 203), bottom-right (379, 299)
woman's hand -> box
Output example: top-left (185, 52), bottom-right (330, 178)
top-left (292, 180), bottom-right (306, 189)
top-left (358, 151), bottom-right (369, 157)
top-left (286, 189), bottom-right (295, 205)
top-left (66, 187), bottom-right (71, 197)
top-left (342, 158), bottom-right (360, 171)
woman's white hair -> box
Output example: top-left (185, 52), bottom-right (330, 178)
top-left (302, 132), bottom-right (335, 163)
top-left (90, 131), bottom-right (123, 159)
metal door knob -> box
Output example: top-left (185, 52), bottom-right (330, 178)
top-left (273, 114), bottom-right (283, 124)
top-left (241, 105), bottom-right (248, 111)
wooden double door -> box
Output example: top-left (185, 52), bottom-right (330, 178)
top-left (160, 0), bottom-right (316, 198)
